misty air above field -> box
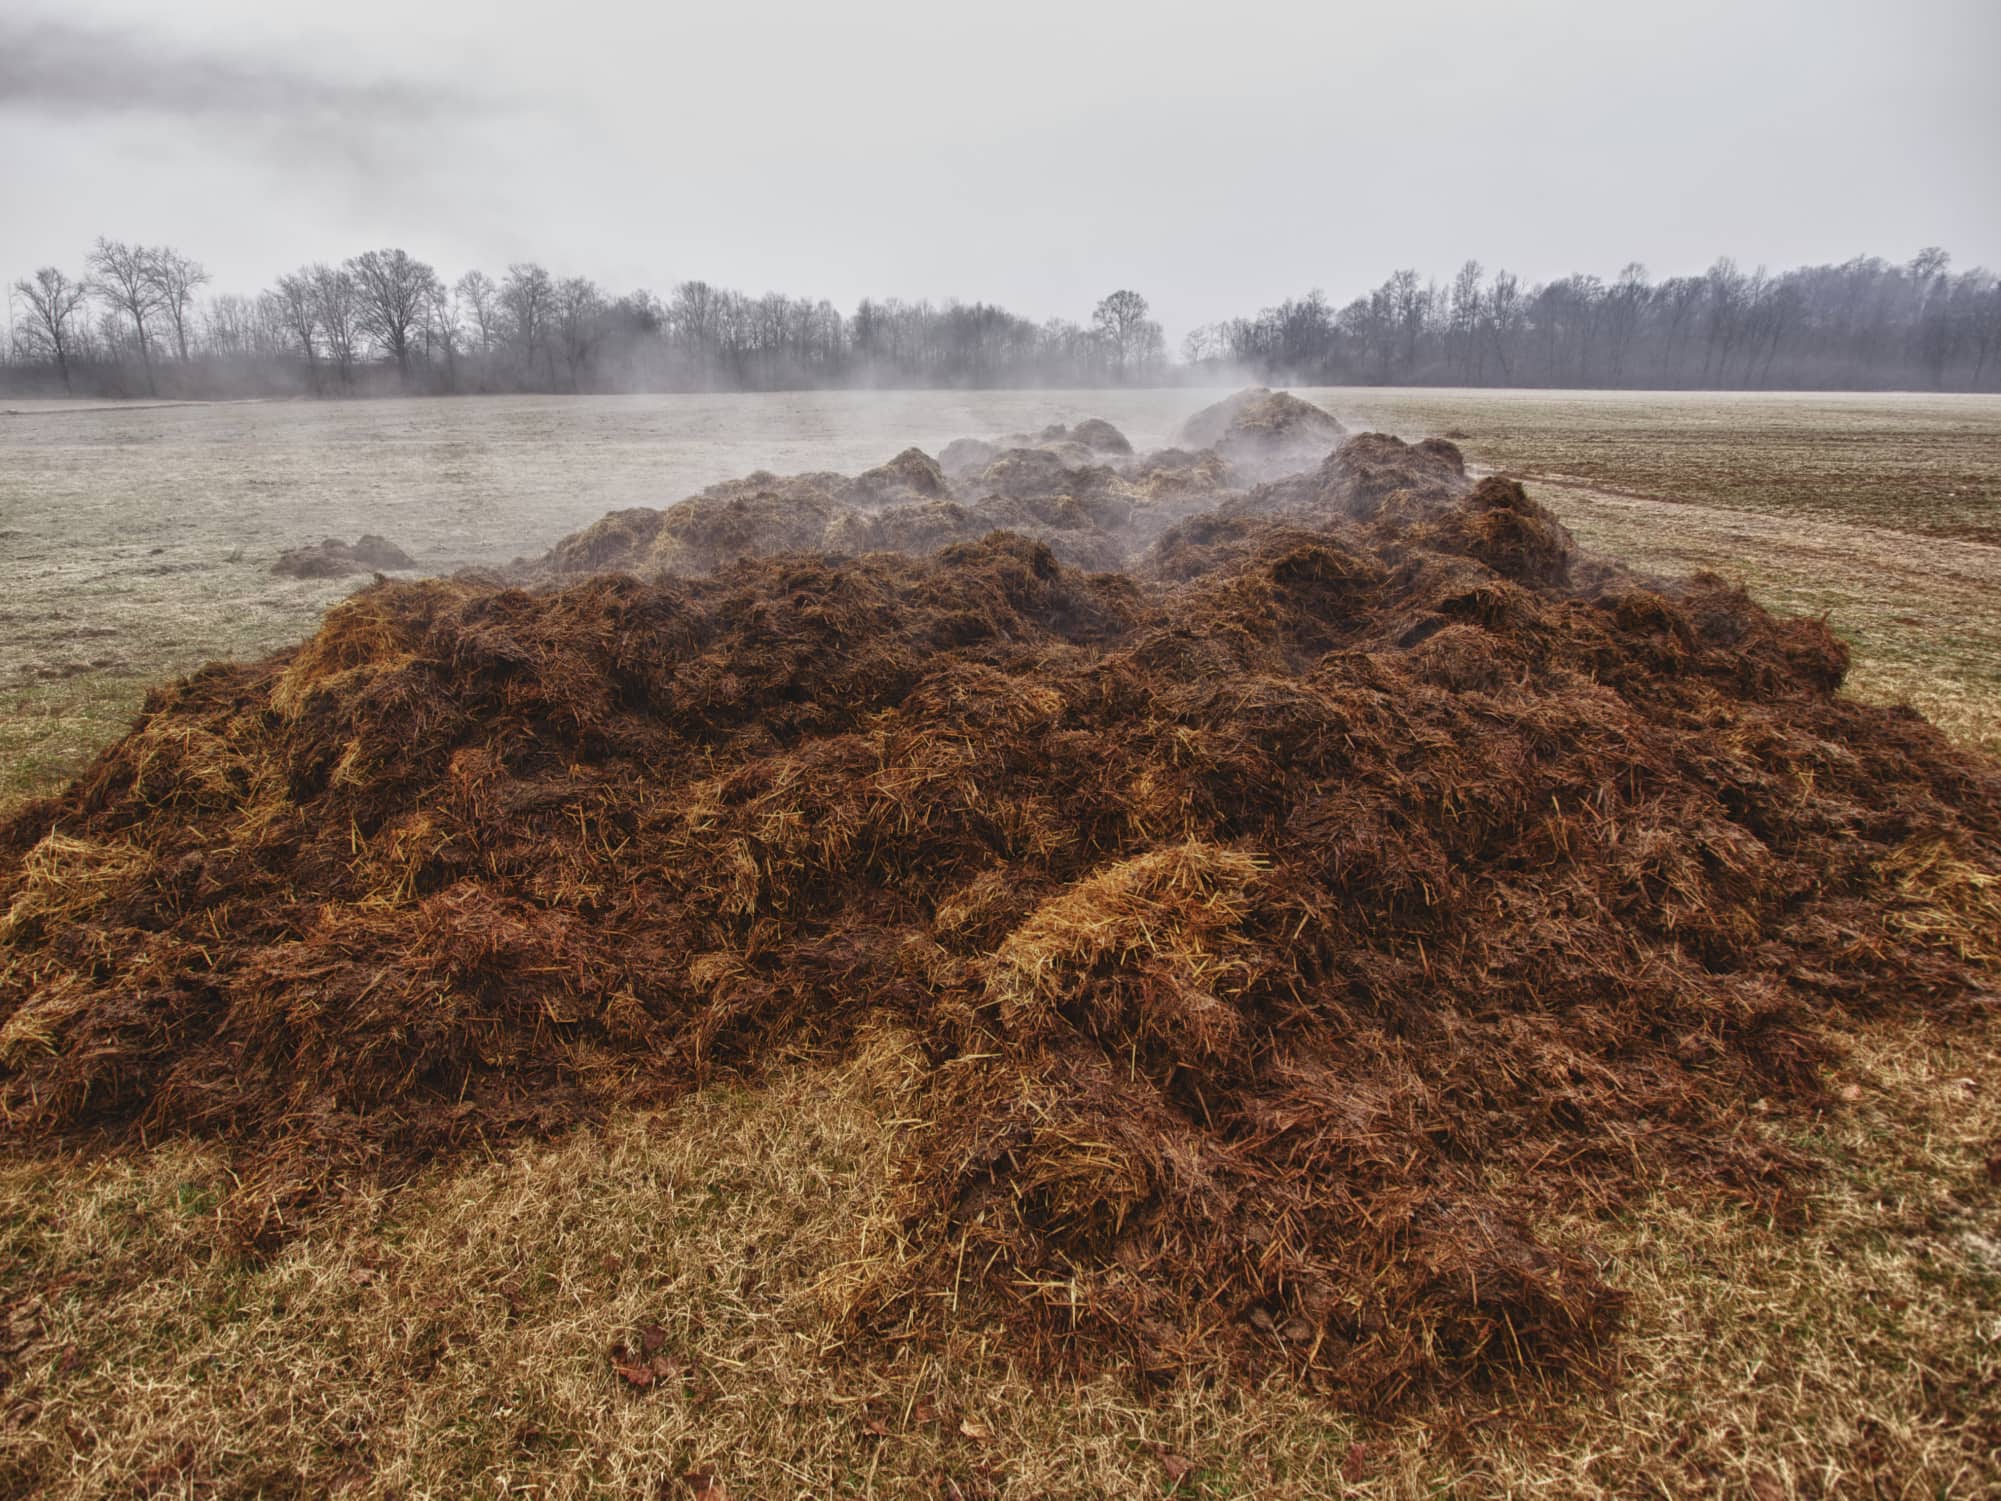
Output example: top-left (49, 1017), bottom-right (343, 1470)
top-left (8, 242), bottom-right (1999, 400)
top-left (1, 0), bottom-right (1995, 344)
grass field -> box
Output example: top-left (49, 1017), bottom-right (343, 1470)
top-left (2, 391), bottom-right (1997, 1497)
top-left (1328, 391), bottom-right (2001, 755)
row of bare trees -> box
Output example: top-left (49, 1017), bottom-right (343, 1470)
top-left (13, 238), bottom-right (1996, 395)
top-left (5, 240), bottom-right (1167, 397)
top-left (10, 240), bottom-right (211, 395)
top-left (1186, 250), bottom-right (2001, 390)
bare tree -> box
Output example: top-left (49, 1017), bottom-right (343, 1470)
top-left (423, 278), bottom-right (461, 392)
top-left (1181, 324), bottom-right (1221, 366)
top-left (1448, 260), bottom-right (1484, 380)
top-left (268, 271), bottom-right (322, 390)
top-left (555, 276), bottom-right (607, 391)
top-left (1701, 257), bottom-right (1748, 382)
top-left (501, 262), bottom-right (556, 385)
top-left (350, 248), bottom-right (440, 384)
top-left (309, 263), bottom-right (362, 389)
top-left (11, 267), bottom-right (90, 392)
top-left (202, 293), bottom-right (266, 359)
top-left (1656, 275), bottom-right (1704, 382)
top-left (87, 237), bottom-right (165, 394)
top-left (1090, 289), bottom-right (1157, 379)
top-left (145, 247), bottom-right (210, 363)
top-left (1965, 273), bottom-right (2001, 387)
top-left (1909, 246), bottom-right (1951, 286)
top-left (1384, 269), bottom-right (1428, 377)
top-left (1604, 262), bottom-right (1648, 383)
top-left (454, 270), bottom-right (499, 354)
top-left (1482, 269), bottom-right (1524, 381)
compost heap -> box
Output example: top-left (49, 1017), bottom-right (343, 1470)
top-left (3, 391), bottom-right (1998, 1408)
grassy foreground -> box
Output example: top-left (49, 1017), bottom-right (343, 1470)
top-left (2, 395), bottom-right (1998, 1496)
top-left (2, 1018), bottom-right (1995, 1497)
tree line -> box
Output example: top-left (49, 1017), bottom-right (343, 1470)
top-left (6, 239), bottom-right (1996, 397)
top-left (4, 240), bottom-right (1167, 398)
top-left (1184, 251), bottom-right (2000, 391)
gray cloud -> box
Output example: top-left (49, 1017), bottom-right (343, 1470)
top-left (0, 0), bottom-right (1993, 334)
top-left (0, 15), bottom-right (480, 125)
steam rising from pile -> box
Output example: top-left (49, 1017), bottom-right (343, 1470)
top-left (2, 391), bottom-right (1996, 1405)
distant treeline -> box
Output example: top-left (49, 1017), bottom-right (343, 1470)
top-left (1187, 253), bottom-right (2001, 392)
top-left (5, 239), bottom-right (1996, 397)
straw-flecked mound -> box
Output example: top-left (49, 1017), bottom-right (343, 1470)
top-left (3, 422), bottom-right (1999, 1408)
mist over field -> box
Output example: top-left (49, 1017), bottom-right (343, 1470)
top-left (6, 242), bottom-right (2001, 401)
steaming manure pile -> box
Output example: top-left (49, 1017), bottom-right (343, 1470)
top-left (2, 391), bottom-right (1997, 1408)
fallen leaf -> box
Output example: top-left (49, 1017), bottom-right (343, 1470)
top-left (959, 1414), bottom-right (994, 1442)
top-left (684, 1470), bottom-right (729, 1500)
top-left (1160, 1451), bottom-right (1195, 1483)
top-left (913, 1396), bottom-right (939, 1426)
top-left (639, 1322), bottom-right (668, 1355)
top-left (609, 1347), bottom-right (654, 1390)
top-left (1838, 1083), bottom-right (1863, 1102)
top-left (1342, 1441), bottom-right (1368, 1482)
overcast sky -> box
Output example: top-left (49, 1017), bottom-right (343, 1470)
top-left (2, 0), bottom-right (1995, 340)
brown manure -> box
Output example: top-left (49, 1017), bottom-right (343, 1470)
top-left (1407, 475), bottom-right (1575, 587)
top-left (971, 446), bottom-right (1120, 502)
top-left (854, 446), bottom-right (950, 501)
top-left (1317, 431), bottom-right (1471, 518)
top-left (3, 464), bottom-right (1999, 1413)
top-left (272, 534), bottom-right (417, 578)
top-left (938, 436), bottom-right (999, 475)
top-left (1178, 388), bottom-right (1348, 481)
top-left (601, 471), bottom-right (852, 577)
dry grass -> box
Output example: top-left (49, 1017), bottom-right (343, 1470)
top-left (1, 1013), bottom-right (1994, 1498)
top-left (1516, 478), bottom-right (2001, 756)
top-left (1303, 391), bottom-right (2001, 757)
top-left (1313, 390), bottom-right (2001, 543)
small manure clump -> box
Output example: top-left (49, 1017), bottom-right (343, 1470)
top-left (272, 534), bottom-right (417, 579)
top-left (1178, 387), bottom-right (1349, 481)
top-left (3, 392), bottom-right (1998, 1411)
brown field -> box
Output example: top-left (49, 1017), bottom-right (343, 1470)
top-left (1, 390), bottom-right (1998, 1498)
top-left (1327, 391), bottom-right (2001, 757)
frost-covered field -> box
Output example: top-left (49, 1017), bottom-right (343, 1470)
top-left (3, 388), bottom-right (1998, 797)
